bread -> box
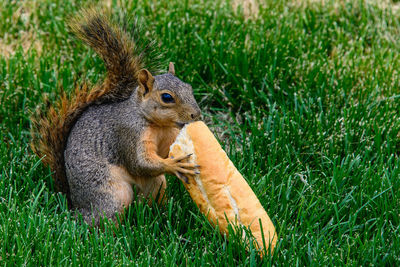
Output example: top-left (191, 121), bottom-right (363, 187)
top-left (169, 121), bottom-right (277, 255)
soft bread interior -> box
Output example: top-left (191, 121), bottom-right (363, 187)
top-left (169, 121), bottom-right (277, 255)
top-left (170, 126), bottom-right (218, 222)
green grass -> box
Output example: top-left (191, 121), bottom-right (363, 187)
top-left (1, 0), bottom-right (400, 265)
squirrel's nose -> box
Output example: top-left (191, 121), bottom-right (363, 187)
top-left (191, 110), bottom-right (201, 120)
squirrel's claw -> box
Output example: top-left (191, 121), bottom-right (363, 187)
top-left (172, 153), bottom-right (193, 162)
top-left (177, 162), bottom-right (197, 169)
top-left (175, 172), bottom-right (189, 184)
top-left (163, 153), bottom-right (199, 184)
top-left (175, 167), bottom-right (198, 176)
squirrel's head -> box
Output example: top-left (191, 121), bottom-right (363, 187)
top-left (136, 64), bottom-right (201, 128)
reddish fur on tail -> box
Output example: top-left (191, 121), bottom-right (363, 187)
top-left (31, 84), bottom-right (108, 200)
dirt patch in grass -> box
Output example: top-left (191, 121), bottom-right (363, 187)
top-left (232, 0), bottom-right (260, 19)
top-left (290, 0), bottom-right (400, 10)
top-left (0, 30), bottom-right (42, 58)
top-left (0, 0), bottom-right (43, 58)
top-left (232, 0), bottom-right (400, 20)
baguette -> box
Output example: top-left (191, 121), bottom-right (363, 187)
top-left (169, 121), bottom-right (277, 255)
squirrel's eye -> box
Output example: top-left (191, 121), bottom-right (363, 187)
top-left (161, 93), bottom-right (175, 104)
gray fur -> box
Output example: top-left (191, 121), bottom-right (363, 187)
top-left (154, 73), bottom-right (198, 106)
top-left (64, 74), bottom-right (200, 225)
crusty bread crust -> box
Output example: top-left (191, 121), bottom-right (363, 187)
top-left (169, 121), bottom-right (277, 255)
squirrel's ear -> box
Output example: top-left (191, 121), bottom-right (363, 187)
top-left (168, 62), bottom-right (175, 76)
top-left (138, 69), bottom-right (154, 97)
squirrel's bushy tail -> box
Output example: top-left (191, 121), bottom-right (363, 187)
top-left (31, 9), bottom-right (163, 204)
top-left (69, 9), bottom-right (144, 98)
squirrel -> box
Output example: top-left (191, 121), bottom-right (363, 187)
top-left (31, 9), bottom-right (201, 225)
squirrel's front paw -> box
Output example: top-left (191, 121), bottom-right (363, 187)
top-left (163, 154), bottom-right (200, 183)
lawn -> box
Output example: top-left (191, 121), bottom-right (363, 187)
top-left (1, 0), bottom-right (400, 265)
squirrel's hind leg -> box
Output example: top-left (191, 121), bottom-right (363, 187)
top-left (67, 161), bottom-right (135, 226)
top-left (108, 165), bottom-right (167, 205)
top-left (76, 166), bottom-right (167, 225)
top-left (134, 174), bottom-right (167, 205)
top-left (67, 160), bottom-right (167, 225)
